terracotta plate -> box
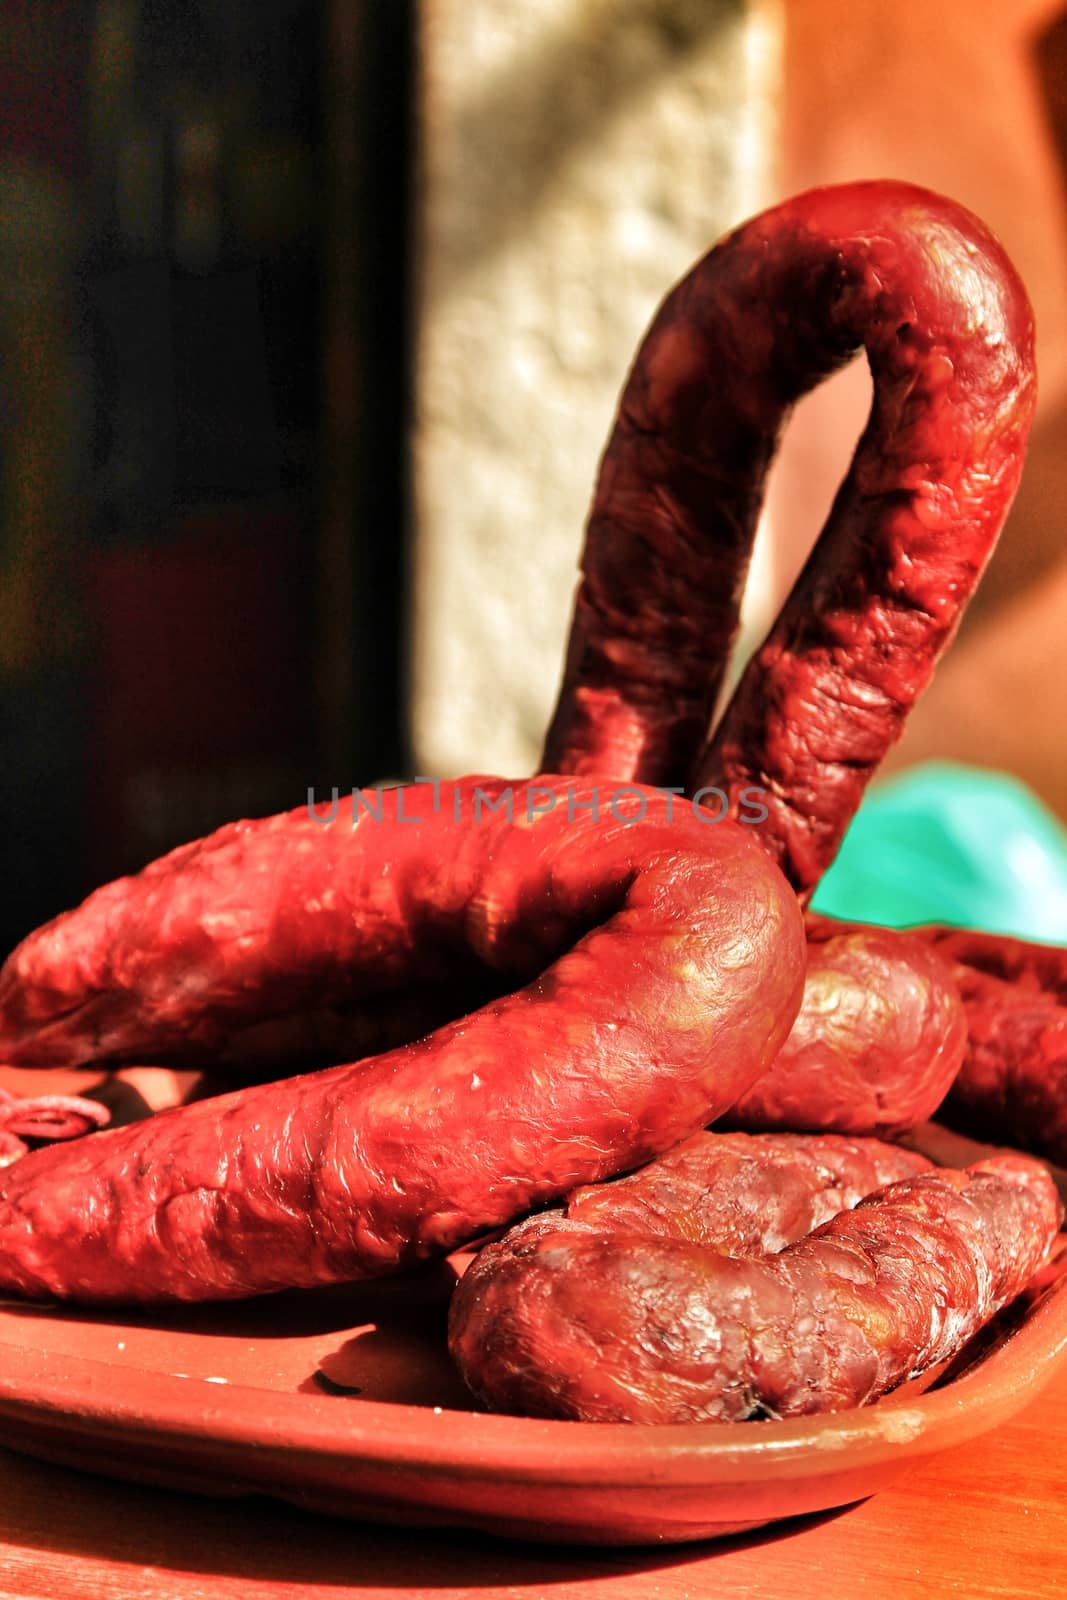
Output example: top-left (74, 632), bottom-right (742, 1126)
top-left (0, 1229), bottom-right (1066, 1547)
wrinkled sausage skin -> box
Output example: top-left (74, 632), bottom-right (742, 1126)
top-left (0, 779), bottom-right (805, 1304)
top-left (0, 777), bottom-right (798, 1079)
top-left (449, 1151), bottom-right (1061, 1424)
top-left (0, 179), bottom-right (1043, 1328)
top-left (723, 925), bottom-right (967, 1137)
top-left (919, 928), bottom-right (1067, 1165)
top-left (523, 1129), bottom-right (931, 1255)
top-left (542, 181), bottom-right (1036, 897)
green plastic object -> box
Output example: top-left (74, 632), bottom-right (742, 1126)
top-left (810, 761), bottom-right (1067, 942)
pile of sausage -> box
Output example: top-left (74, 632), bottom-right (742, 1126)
top-left (0, 180), bottom-right (1063, 1429)
top-left (449, 1134), bottom-right (1059, 1423)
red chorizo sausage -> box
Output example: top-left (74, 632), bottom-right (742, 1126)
top-left (0, 186), bottom-right (1035, 1305)
top-left (449, 1149), bottom-right (1061, 1424)
top-left (919, 927), bottom-right (1067, 1165)
top-left (0, 778), bottom-right (805, 1303)
top-left (536, 1129), bottom-right (931, 1253)
top-left (722, 924), bottom-right (967, 1137)
top-left (542, 181), bottom-right (1036, 896)
top-left (798, 918), bottom-right (1067, 1163)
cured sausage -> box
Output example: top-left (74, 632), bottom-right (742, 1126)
top-left (792, 919), bottom-right (1067, 1165)
top-left (920, 927), bottom-right (1067, 1165)
top-left (542, 181), bottom-right (1036, 897)
top-left (0, 184), bottom-right (1038, 1313)
top-left (530, 1129), bottom-right (931, 1253)
top-left (722, 923), bottom-right (967, 1137)
top-left (0, 778), bottom-right (804, 1303)
top-left (449, 1149), bottom-right (1061, 1424)
top-left (536, 183), bottom-right (1032, 1143)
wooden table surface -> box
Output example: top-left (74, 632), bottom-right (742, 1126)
top-left (0, 1355), bottom-right (1064, 1600)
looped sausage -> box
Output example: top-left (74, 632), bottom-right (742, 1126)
top-left (786, 918), bottom-right (1067, 1165)
top-left (449, 1143), bottom-right (1061, 1424)
top-left (542, 180), bottom-right (1036, 897)
top-left (0, 779), bottom-right (804, 1303)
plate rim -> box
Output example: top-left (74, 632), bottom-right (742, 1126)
top-left (0, 1250), bottom-right (1065, 1494)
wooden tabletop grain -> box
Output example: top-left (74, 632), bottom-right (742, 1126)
top-left (0, 1353), bottom-right (1063, 1600)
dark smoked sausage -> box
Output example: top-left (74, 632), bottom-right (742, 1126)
top-left (449, 1147), bottom-right (1061, 1424)
top-left (542, 181), bottom-right (1036, 897)
top-left (0, 779), bottom-right (804, 1303)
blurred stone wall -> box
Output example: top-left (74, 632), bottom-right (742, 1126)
top-left (412, 0), bottom-right (781, 777)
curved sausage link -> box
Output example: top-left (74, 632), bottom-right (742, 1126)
top-left (536, 1128), bottom-right (931, 1254)
top-left (0, 779), bottom-right (805, 1304)
top-left (449, 1150), bottom-right (1061, 1424)
top-left (722, 925), bottom-right (967, 1137)
top-left (541, 180), bottom-right (1036, 897)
